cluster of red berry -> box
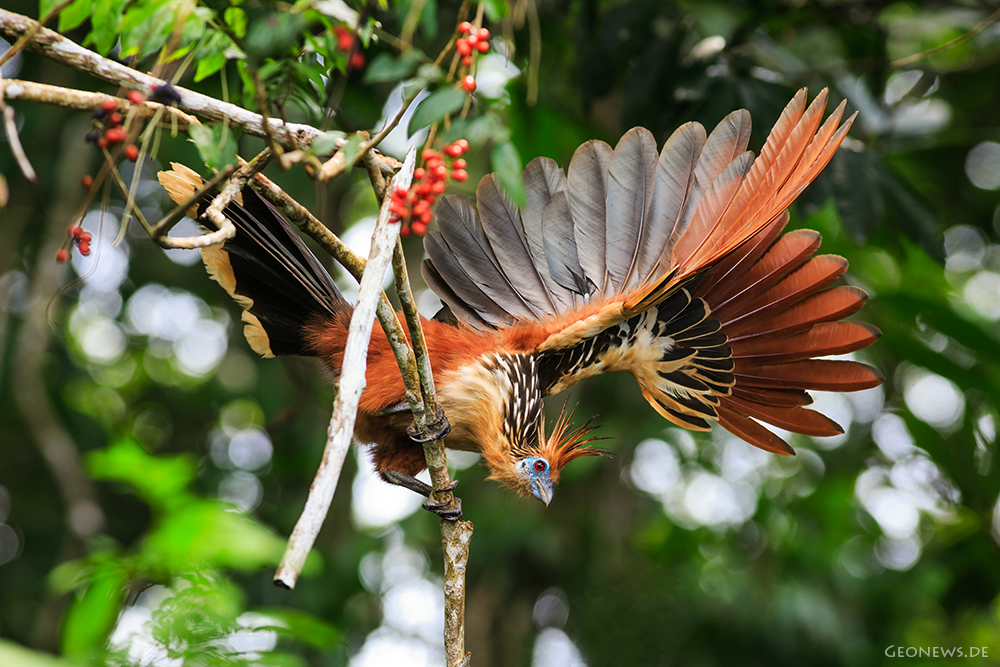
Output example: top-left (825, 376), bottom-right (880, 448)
top-left (457, 22), bottom-right (490, 93)
top-left (56, 225), bottom-right (93, 262)
top-left (334, 25), bottom-right (365, 71)
top-left (390, 140), bottom-right (470, 237)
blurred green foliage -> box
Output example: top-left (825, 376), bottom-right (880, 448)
top-left (2, 0), bottom-right (1000, 666)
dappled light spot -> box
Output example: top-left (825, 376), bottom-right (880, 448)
top-left (628, 438), bottom-right (680, 496)
top-left (962, 271), bottom-right (1000, 320)
top-left (683, 471), bottom-right (757, 529)
top-left (532, 627), bottom-right (588, 667)
top-left (533, 588), bottom-right (570, 629)
top-left (0, 524), bottom-right (19, 566)
top-left (218, 471), bottom-right (263, 513)
top-left (875, 535), bottom-right (921, 571)
top-left (902, 368), bottom-right (965, 430)
top-left (227, 428), bottom-right (273, 471)
top-left (966, 141), bottom-right (1000, 190)
top-left (945, 225), bottom-right (987, 272)
top-left (872, 413), bottom-right (917, 461)
top-left (351, 449), bottom-right (424, 529)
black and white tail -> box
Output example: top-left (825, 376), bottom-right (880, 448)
top-left (158, 164), bottom-right (349, 358)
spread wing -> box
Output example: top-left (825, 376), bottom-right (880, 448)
top-left (422, 89), bottom-right (880, 450)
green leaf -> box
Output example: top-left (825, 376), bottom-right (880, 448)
top-left (407, 87), bottom-right (467, 136)
top-left (311, 130), bottom-right (346, 156)
top-left (87, 437), bottom-right (197, 509)
top-left (492, 141), bottom-right (526, 207)
top-left (338, 134), bottom-right (365, 168)
top-left (61, 567), bottom-right (127, 659)
top-left (52, 0), bottom-right (90, 32)
top-left (140, 500), bottom-right (291, 572)
top-left (363, 50), bottom-right (423, 84)
top-left (224, 6), bottom-right (248, 38)
top-left (245, 12), bottom-right (308, 63)
top-left (480, 0), bottom-right (508, 22)
top-left (188, 123), bottom-right (239, 171)
top-left (195, 51), bottom-right (228, 82)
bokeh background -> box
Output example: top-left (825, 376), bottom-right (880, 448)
top-left (2, 0), bottom-right (1000, 665)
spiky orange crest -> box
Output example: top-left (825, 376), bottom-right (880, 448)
top-left (537, 403), bottom-right (611, 484)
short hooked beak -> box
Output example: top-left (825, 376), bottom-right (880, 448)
top-left (532, 477), bottom-right (554, 506)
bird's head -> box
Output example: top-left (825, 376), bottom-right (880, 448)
top-left (484, 400), bottom-right (609, 506)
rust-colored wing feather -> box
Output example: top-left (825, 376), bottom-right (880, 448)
top-left (422, 89), bottom-right (880, 456)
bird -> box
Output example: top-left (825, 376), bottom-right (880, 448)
top-left (158, 88), bottom-right (882, 516)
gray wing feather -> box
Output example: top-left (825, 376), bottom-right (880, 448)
top-left (542, 191), bottom-right (591, 297)
top-left (639, 121), bottom-right (707, 281)
top-left (605, 128), bottom-right (659, 292)
top-left (567, 140), bottom-right (613, 295)
top-left (423, 232), bottom-right (516, 328)
top-left (432, 196), bottom-right (538, 320)
top-left (420, 258), bottom-right (495, 331)
top-left (477, 175), bottom-right (554, 314)
top-left (522, 158), bottom-right (576, 309)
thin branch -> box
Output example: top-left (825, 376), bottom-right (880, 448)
top-left (891, 5), bottom-right (1000, 68)
top-left (0, 9), bottom-right (398, 174)
top-left (274, 147), bottom-right (417, 590)
top-left (0, 79), bottom-right (199, 126)
top-left (0, 75), bottom-right (36, 182)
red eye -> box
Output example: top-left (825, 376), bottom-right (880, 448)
top-left (533, 460), bottom-right (547, 472)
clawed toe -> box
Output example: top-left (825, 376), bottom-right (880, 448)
top-left (407, 406), bottom-right (451, 443)
top-left (423, 495), bottom-right (463, 521)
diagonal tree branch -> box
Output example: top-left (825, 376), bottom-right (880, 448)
top-left (274, 148), bottom-right (417, 590)
top-left (0, 8), bottom-right (400, 173)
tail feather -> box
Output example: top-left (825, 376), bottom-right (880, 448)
top-left (734, 359), bottom-right (883, 392)
top-left (157, 164), bottom-right (348, 358)
top-left (725, 286), bottom-right (868, 340)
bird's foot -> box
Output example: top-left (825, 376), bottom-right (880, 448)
top-left (381, 472), bottom-right (462, 521)
top-left (406, 405), bottom-right (451, 443)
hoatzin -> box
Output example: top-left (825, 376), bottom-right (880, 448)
top-left (159, 89), bottom-right (882, 515)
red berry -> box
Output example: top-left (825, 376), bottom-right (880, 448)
top-left (477, 40), bottom-right (489, 53)
top-left (451, 169), bottom-right (468, 182)
top-left (71, 226), bottom-right (84, 238)
top-left (413, 168), bottom-right (426, 180)
top-left (77, 242), bottom-right (91, 255)
top-left (478, 28), bottom-right (490, 40)
top-left (426, 157), bottom-right (443, 171)
top-left (81, 175), bottom-right (93, 189)
top-left (418, 210), bottom-right (432, 224)
top-left (124, 144), bottom-right (140, 161)
top-left (394, 186), bottom-right (408, 198)
top-left (431, 180), bottom-right (446, 194)
top-left (105, 127), bottom-right (126, 144)
top-left (467, 32), bottom-right (479, 46)
top-left (56, 249), bottom-right (70, 262)
top-left (455, 139), bottom-right (469, 150)
top-left (462, 75), bottom-right (476, 92)
top-left (421, 149), bottom-right (438, 161)
top-left (456, 39), bottom-right (472, 56)
top-left (444, 143), bottom-right (461, 157)
top-left (433, 164), bottom-right (448, 178)
top-left (459, 21), bottom-right (472, 33)
top-left (101, 99), bottom-right (117, 112)
top-left (411, 221), bottom-right (427, 235)
top-left (96, 136), bottom-right (108, 149)
top-left (108, 112), bottom-right (123, 126)
top-left (349, 51), bottom-right (366, 70)
top-left (453, 158), bottom-right (467, 168)
top-left (80, 231), bottom-right (92, 242)
top-left (462, 56), bottom-right (472, 67)
top-left (127, 90), bottom-right (145, 105)
top-left (400, 225), bottom-right (411, 237)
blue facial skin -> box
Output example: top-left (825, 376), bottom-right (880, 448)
top-left (519, 456), bottom-right (554, 506)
